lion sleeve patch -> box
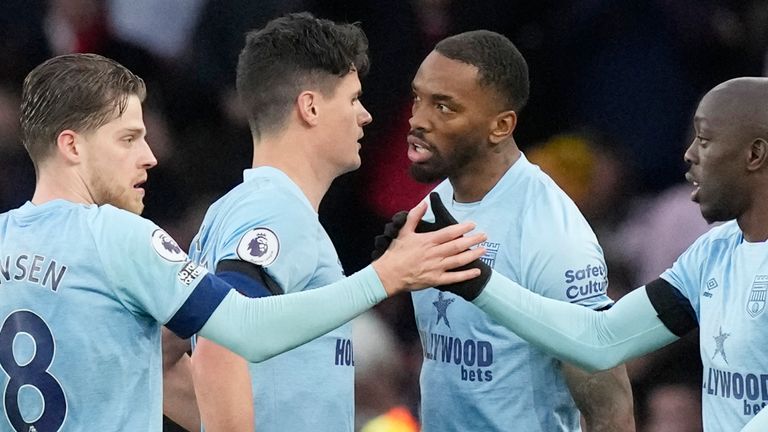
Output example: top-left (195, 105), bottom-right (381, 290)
top-left (236, 228), bottom-right (279, 266)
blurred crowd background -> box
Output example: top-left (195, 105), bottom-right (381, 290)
top-left (3, 1), bottom-right (768, 430)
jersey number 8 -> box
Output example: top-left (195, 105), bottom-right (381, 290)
top-left (0, 310), bottom-right (67, 432)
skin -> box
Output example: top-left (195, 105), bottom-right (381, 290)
top-left (192, 71), bottom-right (372, 431)
top-left (409, 51), bottom-right (518, 203)
top-left (409, 51), bottom-right (635, 431)
top-left (33, 94), bottom-right (156, 214)
top-left (30, 93), bottom-right (201, 428)
top-left (684, 78), bottom-right (768, 241)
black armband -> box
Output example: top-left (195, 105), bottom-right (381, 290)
top-left (645, 278), bottom-right (698, 337)
top-left (216, 259), bottom-right (283, 297)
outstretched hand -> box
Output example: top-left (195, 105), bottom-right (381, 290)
top-left (371, 200), bottom-right (487, 296)
top-left (372, 193), bottom-right (493, 300)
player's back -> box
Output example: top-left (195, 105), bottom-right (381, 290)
top-left (0, 200), bottom-right (164, 431)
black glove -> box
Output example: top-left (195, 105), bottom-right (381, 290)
top-left (370, 193), bottom-right (491, 301)
top-left (416, 193), bottom-right (491, 301)
top-left (371, 211), bottom-right (408, 261)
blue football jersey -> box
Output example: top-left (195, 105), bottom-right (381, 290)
top-left (413, 154), bottom-right (612, 431)
top-left (0, 200), bottom-right (215, 432)
top-left (661, 221), bottom-right (768, 430)
top-left (190, 167), bottom-right (353, 432)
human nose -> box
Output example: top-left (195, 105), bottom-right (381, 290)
top-left (683, 139), bottom-right (697, 166)
top-left (140, 139), bottom-right (158, 169)
top-left (359, 103), bottom-right (372, 126)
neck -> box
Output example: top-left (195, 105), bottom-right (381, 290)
top-left (32, 165), bottom-right (94, 206)
top-left (251, 131), bottom-right (334, 211)
top-left (449, 145), bottom-right (521, 203)
top-left (738, 192), bottom-right (768, 242)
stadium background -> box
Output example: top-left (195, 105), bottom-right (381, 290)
top-left (1, 1), bottom-right (766, 430)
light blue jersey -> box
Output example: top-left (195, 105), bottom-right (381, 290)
top-left (661, 221), bottom-right (768, 430)
top-left (413, 154), bottom-right (612, 432)
top-left (191, 167), bottom-right (353, 432)
top-left (0, 200), bottom-right (217, 432)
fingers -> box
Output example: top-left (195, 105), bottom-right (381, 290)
top-left (426, 221), bottom-right (478, 244)
top-left (435, 267), bottom-right (482, 285)
top-left (429, 192), bottom-right (458, 226)
top-left (437, 243), bottom-right (486, 270)
top-left (402, 201), bottom-right (428, 233)
top-left (373, 235), bottom-right (391, 252)
top-left (392, 211), bottom-right (408, 229)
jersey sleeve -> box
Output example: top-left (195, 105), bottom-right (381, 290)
top-left (659, 232), bottom-right (710, 321)
top-left (519, 197), bottom-right (612, 310)
top-left (206, 192), bottom-right (319, 294)
top-left (88, 206), bottom-right (227, 337)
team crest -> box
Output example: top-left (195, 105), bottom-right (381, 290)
top-left (746, 275), bottom-right (768, 318)
top-left (236, 228), bottom-right (279, 266)
top-left (479, 241), bottom-right (500, 268)
top-left (151, 229), bottom-right (187, 262)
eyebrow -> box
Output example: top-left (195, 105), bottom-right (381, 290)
top-left (412, 84), bottom-right (456, 102)
top-left (119, 127), bottom-right (145, 135)
top-left (431, 93), bottom-right (456, 103)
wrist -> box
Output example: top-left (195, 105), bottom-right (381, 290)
top-left (371, 258), bottom-right (402, 297)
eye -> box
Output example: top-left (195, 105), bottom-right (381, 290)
top-left (435, 103), bottom-right (452, 114)
top-left (696, 135), bottom-right (708, 147)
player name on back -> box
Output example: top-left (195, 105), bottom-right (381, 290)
top-left (0, 253), bottom-right (68, 292)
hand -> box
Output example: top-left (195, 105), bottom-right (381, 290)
top-left (371, 211), bottom-right (408, 261)
top-left (371, 200), bottom-right (487, 296)
top-left (373, 193), bottom-right (492, 300)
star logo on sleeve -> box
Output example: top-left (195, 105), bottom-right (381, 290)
top-left (711, 326), bottom-right (730, 364)
top-left (433, 292), bottom-right (455, 329)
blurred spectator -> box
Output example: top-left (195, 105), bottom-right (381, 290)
top-left (615, 183), bottom-right (714, 286)
top-left (353, 312), bottom-right (412, 429)
top-left (107, 0), bottom-right (206, 62)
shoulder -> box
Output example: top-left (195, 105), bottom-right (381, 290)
top-left (683, 221), bottom-right (740, 256)
top-left (89, 204), bottom-right (158, 235)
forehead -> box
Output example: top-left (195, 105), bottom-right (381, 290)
top-left (335, 70), bottom-right (362, 93)
top-left (694, 89), bottom-right (743, 133)
top-left (100, 95), bottom-right (144, 131)
top-left (412, 51), bottom-right (483, 100)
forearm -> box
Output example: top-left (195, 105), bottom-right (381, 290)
top-left (191, 338), bottom-right (254, 432)
top-left (563, 364), bottom-right (635, 431)
top-left (163, 353), bottom-right (200, 432)
top-left (198, 266), bottom-right (386, 362)
top-left (472, 272), bottom-right (678, 372)
top-left (162, 328), bottom-right (200, 432)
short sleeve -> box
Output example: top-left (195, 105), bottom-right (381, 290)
top-left (88, 206), bottom-right (221, 332)
top-left (659, 235), bottom-right (709, 320)
top-left (520, 198), bottom-right (612, 310)
top-left (204, 192), bottom-right (319, 294)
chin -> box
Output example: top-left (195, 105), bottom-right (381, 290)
top-left (119, 200), bottom-right (145, 215)
top-left (409, 164), bottom-right (445, 184)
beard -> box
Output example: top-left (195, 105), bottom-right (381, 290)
top-left (89, 169), bottom-right (144, 215)
top-left (408, 133), bottom-right (481, 184)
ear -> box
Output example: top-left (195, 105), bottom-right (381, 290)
top-left (297, 91), bottom-right (320, 127)
top-left (747, 138), bottom-right (768, 172)
top-left (56, 130), bottom-right (81, 163)
top-left (489, 110), bottom-right (517, 144)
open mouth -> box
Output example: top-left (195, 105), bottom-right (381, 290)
top-left (133, 179), bottom-right (147, 195)
top-left (685, 173), bottom-right (700, 201)
top-left (407, 135), bottom-right (433, 163)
